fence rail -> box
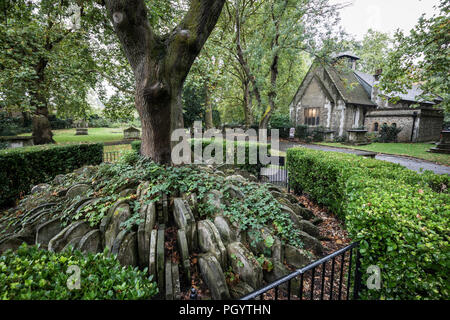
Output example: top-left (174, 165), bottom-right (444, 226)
top-left (241, 242), bottom-right (362, 300)
top-left (103, 151), bottom-right (121, 163)
top-left (259, 156), bottom-right (289, 190)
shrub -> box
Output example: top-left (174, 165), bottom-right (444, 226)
top-left (378, 123), bottom-right (402, 142)
top-left (0, 143), bottom-right (103, 207)
top-left (190, 139), bottom-right (271, 175)
top-left (0, 112), bottom-right (31, 136)
top-left (295, 125), bottom-right (309, 140)
top-left (131, 139), bottom-right (271, 176)
top-left (287, 148), bottom-right (450, 299)
top-left (269, 114), bottom-right (292, 139)
top-left (48, 115), bottom-right (72, 129)
top-left (0, 244), bottom-right (158, 299)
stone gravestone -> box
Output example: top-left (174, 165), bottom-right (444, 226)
top-left (75, 120), bottom-right (88, 135)
top-left (289, 127), bottom-right (295, 140)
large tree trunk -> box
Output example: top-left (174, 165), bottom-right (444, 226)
top-left (31, 57), bottom-right (54, 145)
top-left (105, 0), bottom-right (225, 163)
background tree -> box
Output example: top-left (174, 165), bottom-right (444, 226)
top-left (102, 0), bottom-right (226, 163)
top-left (379, 0), bottom-right (449, 113)
top-left (0, 0), bottom-right (97, 144)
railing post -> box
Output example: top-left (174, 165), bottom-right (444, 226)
top-left (353, 246), bottom-right (362, 300)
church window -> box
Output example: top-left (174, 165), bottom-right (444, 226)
top-left (373, 122), bottom-right (379, 132)
top-left (304, 108), bottom-right (320, 126)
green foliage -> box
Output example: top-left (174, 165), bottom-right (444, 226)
top-left (379, 0), bottom-right (449, 112)
top-left (0, 112), bottom-right (31, 136)
top-left (131, 139), bottom-right (271, 175)
top-left (0, 0), bottom-right (97, 118)
top-left (287, 148), bottom-right (450, 299)
top-left (190, 139), bottom-right (271, 175)
top-left (295, 125), bottom-right (309, 140)
top-left (377, 123), bottom-right (402, 143)
top-left (0, 143), bottom-right (103, 207)
top-left (0, 244), bottom-right (158, 300)
top-left (269, 114), bottom-right (292, 139)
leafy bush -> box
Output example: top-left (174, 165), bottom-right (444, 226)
top-left (295, 125), bottom-right (309, 140)
top-left (311, 127), bottom-right (325, 142)
top-left (287, 148), bottom-right (449, 299)
top-left (269, 114), bottom-right (293, 139)
top-left (48, 115), bottom-right (72, 129)
top-left (0, 143), bottom-right (103, 207)
top-left (0, 244), bottom-right (158, 299)
top-left (0, 112), bottom-right (31, 136)
top-left (378, 123), bottom-right (402, 142)
top-left (131, 139), bottom-right (271, 176)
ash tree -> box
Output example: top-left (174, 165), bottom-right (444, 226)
top-left (101, 0), bottom-right (226, 163)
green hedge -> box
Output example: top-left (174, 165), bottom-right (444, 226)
top-left (0, 143), bottom-right (103, 207)
top-left (287, 148), bottom-right (449, 300)
top-left (0, 244), bottom-right (158, 299)
top-left (132, 139), bottom-right (271, 175)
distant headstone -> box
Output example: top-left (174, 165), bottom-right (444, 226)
top-left (289, 127), bottom-right (295, 139)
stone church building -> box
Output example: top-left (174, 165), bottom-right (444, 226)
top-left (289, 52), bottom-right (444, 142)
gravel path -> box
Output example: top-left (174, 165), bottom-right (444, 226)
top-left (278, 142), bottom-right (450, 175)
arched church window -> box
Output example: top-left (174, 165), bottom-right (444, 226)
top-left (374, 122), bottom-right (379, 132)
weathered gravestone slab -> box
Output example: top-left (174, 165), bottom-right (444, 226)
top-left (79, 229), bottom-right (102, 254)
top-left (176, 229), bottom-right (190, 286)
top-left (197, 220), bottom-right (227, 268)
top-left (173, 198), bottom-right (196, 251)
top-left (198, 253), bottom-right (230, 300)
top-left (101, 201), bottom-right (131, 250)
top-left (227, 241), bottom-right (263, 290)
top-left (111, 230), bottom-right (138, 267)
top-left (48, 221), bottom-right (91, 252)
top-left (165, 260), bottom-right (173, 300)
top-left (229, 281), bottom-right (254, 299)
top-left (156, 226), bottom-right (165, 293)
top-left (213, 215), bottom-right (233, 245)
top-left (0, 236), bottom-right (26, 255)
top-left (30, 183), bottom-right (51, 195)
top-left (172, 264), bottom-right (181, 300)
top-left (148, 229), bottom-right (157, 275)
top-left (66, 184), bottom-right (91, 200)
top-left (284, 244), bottom-right (313, 268)
top-left (35, 218), bottom-right (63, 249)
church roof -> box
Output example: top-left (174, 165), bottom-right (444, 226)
top-left (325, 66), bottom-right (376, 107)
top-left (354, 70), bottom-right (441, 105)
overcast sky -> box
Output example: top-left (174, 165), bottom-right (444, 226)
top-left (331, 0), bottom-right (441, 40)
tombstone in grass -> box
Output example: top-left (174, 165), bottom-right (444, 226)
top-left (123, 127), bottom-right (141, 140)
top-left (289, 127), bottom-right (295, 140)
top-left (75, 120), bottom-right (88, 135)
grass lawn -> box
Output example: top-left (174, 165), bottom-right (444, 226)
top-left (20, 127), bottom-right (124, 144)
top-left (317, 142), bottom-right (450, 166)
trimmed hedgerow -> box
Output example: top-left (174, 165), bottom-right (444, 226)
top-left (0, 143), bottom-right (103, 207)
top-left (131, 139), bottom-right (271, 175)
top-left (0, 244), bottom-right (158, 299)
top-left (287, 148), bottom-right (449, 300)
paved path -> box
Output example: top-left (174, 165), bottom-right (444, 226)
top-left (278, 142), bottom-right (450, 175)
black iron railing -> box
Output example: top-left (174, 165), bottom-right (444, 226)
top-left (241, 242), bottom-right (362, 300)
top-left (103, 151), bottom-right (121, 163)
top-left (259, 156), bottom-right (289, 190)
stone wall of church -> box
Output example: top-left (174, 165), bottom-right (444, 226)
top-left (416, 109), bottom-right (444, 142)
top-left (364, 108), bottom-right (443, 142)
top-left (295, 77), bottom-right (332, 129)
